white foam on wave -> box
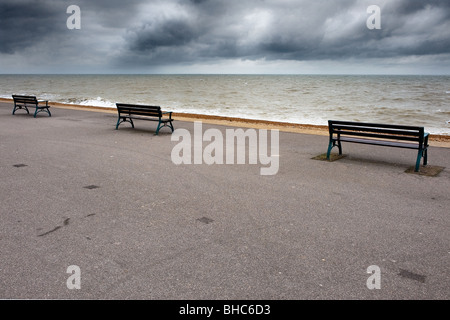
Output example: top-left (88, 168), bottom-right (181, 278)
top-left (71, 97), bottom-right (116, 108)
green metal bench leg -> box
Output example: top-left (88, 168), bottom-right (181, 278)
top-left (415, 151), bottom-right (422, 172)
top-left (33, 107), bottom-right (51, 118)
top-left (116, 117), bottom-right (134, 129)
top-left (155, 120), bottom-right (162, 135)
top-left (415, 147), bottom-right (429, 172)
top-left (327, 140), bottom-right (342, 158)
top-left (327, 140), bottom-right (343, 160)
top-left (155, 119), bottom-right (174, 135)
top-left (326, 141), bottom-right (334, 160)
top-left (13, 106), bottom-right (29, 115)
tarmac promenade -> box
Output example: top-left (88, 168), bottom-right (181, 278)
top-left (0, 101), bottom-right (449, 300)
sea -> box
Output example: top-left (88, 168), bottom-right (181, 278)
top-left (1, 74), bottom-right (449, 135)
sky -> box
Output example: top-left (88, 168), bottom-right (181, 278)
top-left (1, 0), bottom-right (450, 74)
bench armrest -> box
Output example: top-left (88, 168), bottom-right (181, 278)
top-left (37, 100), bottom-right (49, 106)
top-left (423, 132), bottom-right (429, 147)
top-left (162, 111), bottom-right (173, 119)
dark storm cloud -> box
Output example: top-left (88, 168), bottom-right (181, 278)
top-left (130, 19), bottom-right (199, 51)
top-left (116, 0), bottom-right (450, 67)
top-left (0, 1), bottom-right (64, 54)
top-left (0, 0), bottom-right (142, 54)
top-left (1, 0), bottom-right (450, 72)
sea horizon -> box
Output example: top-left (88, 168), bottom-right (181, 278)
top-left (2, 73), bottom-right (450, 76)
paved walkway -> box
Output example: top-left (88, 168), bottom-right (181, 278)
top-left (0, 102), bottom-right (449, 299)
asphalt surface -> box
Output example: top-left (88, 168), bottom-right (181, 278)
top-left (0, 102), bottom-right (449, 300)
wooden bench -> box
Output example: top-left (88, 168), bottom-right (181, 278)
top-left (327, 120), bottom-right (429, 172)
top-left (115, 103), bottom-right (174, 135)
top-left (12, 95), bottom-right (52, 118)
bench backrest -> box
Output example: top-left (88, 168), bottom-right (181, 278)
top-left (116, 103), bottom-right (162, 117)
top-left (12, 95), bottom-right (38, 104)
top-left (328, 120), bottom-right (425, 143)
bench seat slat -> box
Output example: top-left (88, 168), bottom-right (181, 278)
top-left (332, 125), bottom-right (422, 136)
top-left (333, 130), bottom-right (421, 142)
top-left (125, 115), bottom-right (172, 122)
top-left (329, 121), bottom-right (423, 131)
top-left (339, 137), bottom-right (420, 149)
top-left (119, 111), bottom-right (162, 117)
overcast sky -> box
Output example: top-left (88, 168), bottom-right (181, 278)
top-left (1, 0), bottom-right (449, 74)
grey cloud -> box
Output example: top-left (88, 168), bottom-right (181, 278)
top-left (390, 0), bottom-right (450, 16)
top-left (77, 0), bottom-right (144, 28)
top-left (0, 1), bottom-right (65, 54)
top-left (116, 0), bottom-right (450, 66)
top-left (0, 0), bottom-right (146, 54)
top-left (1, 0), bottom-right (449, 73)
top-left (129, 19), bottom-right (199, 51)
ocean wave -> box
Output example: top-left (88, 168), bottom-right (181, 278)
top-left (66, 97), bottom-right (116, 108)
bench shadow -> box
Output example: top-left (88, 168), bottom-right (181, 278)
top-left (312, 152), bottom-right (437, 173)
top-left (343, 154), bottom-right (445, 176)
top-left (114, 126), bottom-right (173, 136)
top-left (10, 113), bottom-right (54, 119)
